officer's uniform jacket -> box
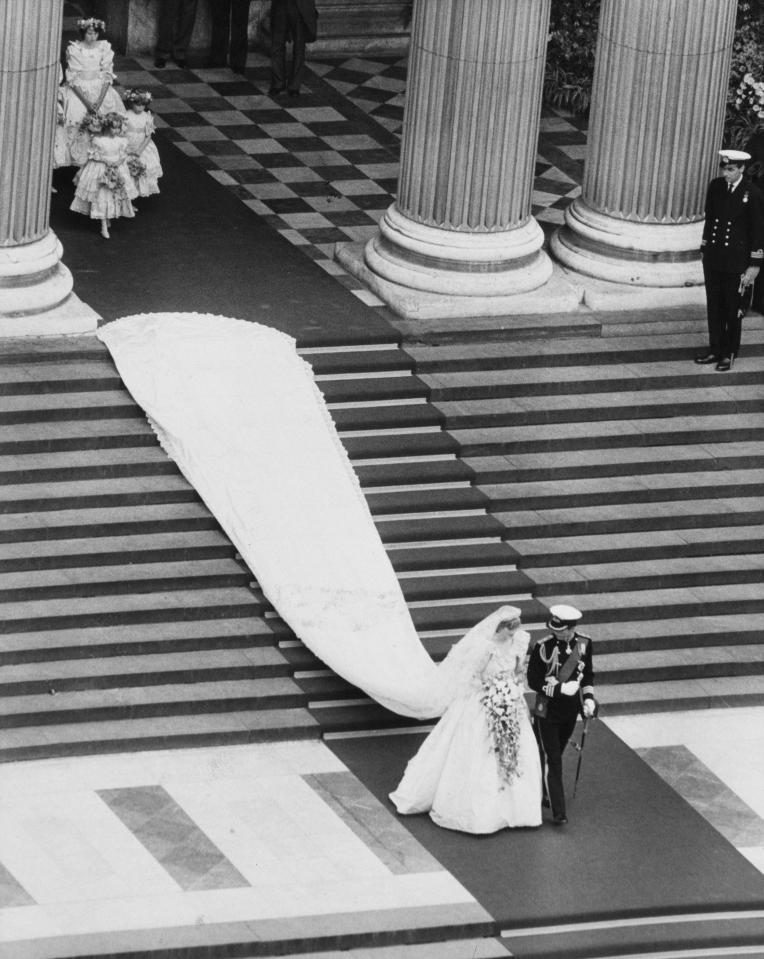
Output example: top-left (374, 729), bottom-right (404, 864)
top-left (701, 176), bottom-right (764, 274)
top-left (527, 632), bottom-right (594, 723)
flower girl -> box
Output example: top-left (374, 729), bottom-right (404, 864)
top-left (123, 89), bottom-right (163, 200)
top-left (70, 112), bottom-right (137, 239)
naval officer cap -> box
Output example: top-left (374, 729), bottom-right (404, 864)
top-left (547, 604), bottom-right (583, 631)
top-left (719, 149), bottom-right (751, 165)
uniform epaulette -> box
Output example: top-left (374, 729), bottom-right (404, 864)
top-left (574, 631), bottom-right (591, 640)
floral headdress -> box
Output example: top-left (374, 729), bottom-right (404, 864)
top-left (123, 88), bottom-right (153, 107)
top-left (77, 18), bottom-right (106, 32)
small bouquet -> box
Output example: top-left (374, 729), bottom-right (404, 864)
top-left (126, 154), bottom-right (146, 179)
top-left (99, 164), bottom-right (128, 200)
top-left (481, 671), bottom-right (523, 784)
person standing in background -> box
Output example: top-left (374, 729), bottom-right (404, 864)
top-left (695, 149), bottom-right (764, 371)
top-left (207, 0), bottom-right (252, 74)
top-left (269, 0), bottom-right (317, 97)
top-left (154, 0), bottom-right (198, 69)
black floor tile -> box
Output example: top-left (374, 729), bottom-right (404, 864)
top-left (288, 181), bottom-right (337, 197)
top-left (208, 81), bottom-right (254, 95)
top-left (160, 112), bottom-right (211, 127)
top-left (185, 96), bottom-right (242, 112)
top-left (314, 165), bottom-right (368, 180)
top-left (266, 197), bottom-right (314, 214)
top-left (351, 192), bottom-right (394, 210)
top-left (232, 168), bottom-right (276, 184)
top-left (195, 140), bottom-right (248, 156)
top-left (339, 148), bottom-right (398, 164)
top-left (274, 136), bottom-right (332, 152)
top-left (300, 227), bottom-right (355, 244)
top-left (241, 108), bottom-right (293, 123)
top-left (258, 153), bottom-right (307, 169)
top-left (325, 210), bottom-right (378, 227)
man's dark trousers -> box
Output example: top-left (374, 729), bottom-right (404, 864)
top-left (271, 0), bottom-right (307, 92)
top-left (156, 0), bottom-right (198, 60)
top-left (209, 0), bottom-right (251, 71)
top-left (534, 715), bottom-right (577, 819)
top-left (703, 265), bottom-right (744, 357)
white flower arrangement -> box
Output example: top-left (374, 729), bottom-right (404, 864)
top-left (734, 73), bottom-right (764, 120)
top-left (481, 671), bottom-right (523, 784)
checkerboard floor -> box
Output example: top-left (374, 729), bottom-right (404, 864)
top-left (112, 49), bottom-right (584, 310)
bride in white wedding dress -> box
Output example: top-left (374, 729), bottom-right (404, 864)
top-left (390, 606), bottom-right (542, 833)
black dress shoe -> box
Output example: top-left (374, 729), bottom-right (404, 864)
top-left (552, 814), bottom-right (568, 825)
top-left (288, 88), bottom-right (300, 97)
top-left (715, 355), bottom-right (731, 371)
top-left (268, 86), bottom-right (286, 96)
top-left (153, 57), bottom-right (167, 68)
top-left (175, 58), bottom-right (188, 69)
top-left (231, 64), bottom-right (246, 75)
top-left (694, 352), bottom-right (717, 364)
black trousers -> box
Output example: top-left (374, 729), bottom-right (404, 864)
top-left (156, 0), bottom-right (198, 59)
top-left (270, 0), bottom-right (307, 92)
top-left (703, 264), bottom-right (744, 357)
top-left (209, 0), bottom-right (252, 70)
top-left (534, 715), bottom-right (577, 819)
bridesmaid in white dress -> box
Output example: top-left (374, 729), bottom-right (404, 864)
top-left (55, 17), bottom-right (126, 168)
top-left (390, 605), bottom-right (542, 833)
top-left (123, 89), bottom-right (163, 198)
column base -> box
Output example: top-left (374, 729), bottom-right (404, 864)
top-left (336, 242), bottom-right (580, 320)
top-left (0, 292), bottom-right (100, 337)
top-left (551, 199), bottom-right (704, 287)
top-left (0, 232), bottom-right (99, 336)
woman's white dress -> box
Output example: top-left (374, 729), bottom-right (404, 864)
top-left (125, 111), bottom-right (163, 196)
top-left (390, 631), bottom-right (542, 833)
top-left (71, 135), bottom-right (137, 220)
top-left (55, 40), bottom-right (126, 167)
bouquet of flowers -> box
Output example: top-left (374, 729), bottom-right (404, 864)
top-left (481, 671), bottom-right (523, 783)
top-left (126, 154), bottom-right (146, 179)
top-left (98, 164), bottom-right (128, 201)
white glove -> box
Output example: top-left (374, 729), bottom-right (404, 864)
top-left (543, 678), bottom-right (558, 697)
top-left (583, 698), bottom-right (596, 718)
top-left (560, 680), bottom-right (580, 696)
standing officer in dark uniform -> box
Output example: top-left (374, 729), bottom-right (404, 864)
top-left (527, 604), bottom-right (596, 826)
top-left (269, 0), bottom-right (317, 97)
top-left (696, 149), bottom-right (764, 371)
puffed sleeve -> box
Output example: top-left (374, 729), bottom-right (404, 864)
top-left (65, 41), bottom-right (84, 83)
top-left (99, 41), bottom-right (116, 81)
top-left (146, 114), bottom-right (156, 136)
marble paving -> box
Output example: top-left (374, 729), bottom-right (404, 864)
top-left (605, 706), bottom-right (764, 875)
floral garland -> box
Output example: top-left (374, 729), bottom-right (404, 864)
top-left (481, 671), bottom-right (523, 784)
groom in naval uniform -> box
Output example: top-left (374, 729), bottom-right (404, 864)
top-left (527, 604), bottom-right (596, 825)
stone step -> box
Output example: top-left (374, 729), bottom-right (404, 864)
top-left (596, 644), bottom-right (764, 685)
top-left (465, 441), bottom-right (764, 483)
top-left (598, 674), bottom-right (764, 713)
top-left (0, 617), bottom-right (283, 663)
top-left (510, 524), bottom-right (764, 566)
top-left (482, 468), bottom-right (764, 512)
top-left (299, 347), bottom-right (412, 375)
top-left (0, 707), bottom-right (319, 762)
top-left (386, 540), bottom-right (519, 572)
top-left (0, 647), bottom-right (293, 695)
top-left (0, 677), bottom-right (307, 726)
top-left (526, 554), bottom-right (764, 596)
top-left (492, 497), bottom-right (764, 540)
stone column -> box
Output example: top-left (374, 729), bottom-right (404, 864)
top-left (0, 0), bottom-right (98, 335)
top-left (338, 0), bottom-right (564, 319)
top-left (551, 0), bottom-right (738, 288)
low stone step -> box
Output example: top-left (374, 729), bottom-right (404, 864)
top-left (541, 583), bottom-right (764, 625)
top-left (398, 569), bottom-right (532, 601)
top-left (483, 468), bottom-right (764, 513)
top-left (453, 414), bottom-right (764, 457)
top-left (317, 374), bottom-right (429, 403)
top-left (596, 644), bottom-right (764, 685)
top-left (465, 441), bottom-right (764, 483)
top-left (0, 474), bottom-right (199, 514)
top-left (0, 617), bottom-right (283, 663)
top-left (0, 419), bottom-right (156, 456)
top-left (332, 402), bottom-right (443, 431)
top-left (375, 512), bottom-right (505, 542)
top-left (0, 374), bottom-right (122, 396)
top-left (527, 553), bottom-right (764, 597)
top-left (386, 540), bottom-right (518, 572)
top-left (341, 430), bottom-right (458, 458)
top-left (0, 587), bottom-right (264, 633)
top-left (0, 530), bottom-right (236, 573)
top-left (0, 559), bottom-right (252, 603)
top-left (299, 347), bottom-right (411, 376)
top-left (598, 675), bottom-right (764, 714)
top-left (0, 502), bottom-right (219, 544)
top-left (0, 392), bottom-right (139, 423)
top-left (311, 700), bottom-right (432, 734)
top-left (561, 613), bottom-right (763, 654)
top-left (510, 524), bottom-right (764, 567)
top-left (436, 390), bottom-right (762, 430)
top-left (0, 677), bottom-right (306, 726)
top-left (409, 598), bottom-right (547, 633)
top-left (0, 707), bottom-right (320, 763)
top-left (0, 646), bottom-right (292, 695)
top-left (365, 485), bottom-right (488, 515)
top-left (0, 458), bottom-right (179, 486)
top-left (493, 498), bottom-right (764, 541)
top-left (354, 457), bottom-right (472, 486)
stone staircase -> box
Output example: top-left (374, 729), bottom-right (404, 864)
top-left (2, 310), bottom-right (763, 762)
top-left (405, 310), bottom-right (764, 715)
top-left (0, 334), bottom-right (539, 762)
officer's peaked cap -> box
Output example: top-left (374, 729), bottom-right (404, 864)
top-left (547, 604), bottom-right (583, 631)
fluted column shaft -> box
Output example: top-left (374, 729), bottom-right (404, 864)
top-left (0, 0), bottom-right (92, 332)
top-left (552, 0), bottom-right (738, 286)
top-left (361, 0), bottom-right (553, 300)
top-left (0, 0), bottom-right (62, 245)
